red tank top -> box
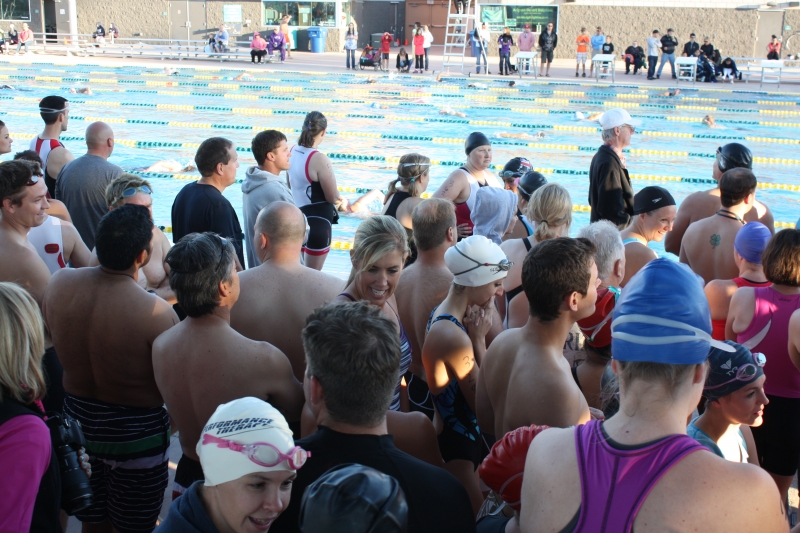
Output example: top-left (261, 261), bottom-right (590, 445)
top-left (711, 277), bottom-right (772, 341)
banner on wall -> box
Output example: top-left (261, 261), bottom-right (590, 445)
top-left (481, 5), bottom-right (557, 32)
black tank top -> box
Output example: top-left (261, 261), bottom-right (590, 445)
top-left (385, 191), bottom-right (411, 219)
top-left (504, 237), bottom-right (533, 305)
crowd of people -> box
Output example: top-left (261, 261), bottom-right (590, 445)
top-left (1, 93), bottom-right (800, 533)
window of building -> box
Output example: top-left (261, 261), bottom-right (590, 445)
top-left (0, 0), bottom-right (31, 21)
top-left (263, 2), bottom-right (336, 27)
top-left (480, 5), bottom-right (557, 32)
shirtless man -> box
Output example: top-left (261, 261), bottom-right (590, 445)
top-left (42, 204), bottom-right (179, 533)
top-left (0, 160), bottom-right (71, 415)
top-left (30, 95), bottom-right (74, 198)
top-left (230, 201), bottom-right (342, 381)
top-left (665, 143), bottom-right (773, 255)
top-left (477, 237), bottom-right (597, 436)
top-left (619, 186), bottom-right (676, 286)
top-left (153, 232), bottom-right (304, 499)
top-left (395, 199), bottom-right (456, 419)
top-left (103, 174), bottom-right (175, 304)
top-left (13, 150), bottom-right (73, 223)
top-left (433, 132), bottom-right (501, 238)
top-left (681, 168), bottom-right (757, 284)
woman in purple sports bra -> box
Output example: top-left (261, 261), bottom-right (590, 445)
top-left (727, 228), bottom-right (800, 506)
top-left (517, 259), bottom-right (786, 533)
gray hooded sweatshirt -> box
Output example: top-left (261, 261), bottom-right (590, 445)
top-left (241, 166), bottom-right (295, 268)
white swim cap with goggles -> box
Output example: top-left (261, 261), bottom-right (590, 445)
top-left (444, 235), bottom-right (511, 287)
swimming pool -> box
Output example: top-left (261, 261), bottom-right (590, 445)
top-left (2, 61), bottom-right (799, 277)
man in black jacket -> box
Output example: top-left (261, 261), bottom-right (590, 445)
top-left (683, 33), bottom-right (700, 57)
top-left (625, 41), bottom-right (645, 74)
top-left (588, 108), bottom-right (640, 228)
top-left (657, 28), bottom-right (678, 79)
top-left (538, 22), bottom-right (557, 77)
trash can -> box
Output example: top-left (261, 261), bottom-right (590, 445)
top-left (296, 29), bottom-right (309, 51)
top-left (308, 26), bottom-right (328, 53)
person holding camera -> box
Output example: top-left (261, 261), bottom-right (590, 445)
top-left (0, 281), bottom-right (92, 532)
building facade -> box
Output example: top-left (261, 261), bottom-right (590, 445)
top-left (1, 0), bottom-right (799, 57)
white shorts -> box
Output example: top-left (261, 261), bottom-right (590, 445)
top-left (577, 52), bottom-right (587, 63)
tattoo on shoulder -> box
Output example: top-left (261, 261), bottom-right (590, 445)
top-left (710, 234), bottom-right (721, 248)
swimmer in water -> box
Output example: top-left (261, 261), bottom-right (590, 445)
top-left (496, 131), bottom-right (545, 140)
top-left (338, 188), bottom-right (385, 214)
top-left (139, 160), bottom-right (197, 173)
top-left (436, 71), bottom-right (446, 82)
top-left (233, 72), bottom-right (254, 81)
top-left (576, 111), bottom-right (603, 122)
top-left (509, 81), bottom-right (516, 87)
top-left (163, 67), bottom-right (179, 76)
top-left (69, 87), bottom-right (93, 95)
top-left (659, 88), bottom-right (681, 97)
top-left (703, 115), bottom-right (716, 127)
top-left (370, 102), bottom-right (391, 109)
top-left (440, 106), bottom-right (467, 118)
top-left (467, 82), bottom-right (488, 89)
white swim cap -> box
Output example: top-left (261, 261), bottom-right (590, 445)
top-left (445, 235), bottom-right (511, 287)
top-left (197, 397), bottom-right (305, 486)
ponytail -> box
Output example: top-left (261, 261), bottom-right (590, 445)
top-left (526, 183), bottom-right (572, 242)
top-left (298, 111), bottom-right (327, 148)
top-left (387, 153), bottom-right (430, 202)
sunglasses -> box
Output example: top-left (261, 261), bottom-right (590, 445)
top-left (705, 352), bottom-right (766, 391)
top-left (26, 173), bottom-right (42, 187)
top-left (202, 434), bottom-right (310, 470)
top-left (451, 245), bottom-right (513, 277)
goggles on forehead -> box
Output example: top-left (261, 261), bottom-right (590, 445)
top-left (451, 244), bottom-right (513, 277)
top-left (202, 434), bottom-right (310, 470)
top-left (113, 185), bottom-right (152, 205)
top-left (705, 351), bottom-right (766, 391)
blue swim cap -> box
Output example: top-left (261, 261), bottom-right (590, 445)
top-left (734, 222), bottom-right (771, 264)
top-left (612, 259), bottom-right (735, 364)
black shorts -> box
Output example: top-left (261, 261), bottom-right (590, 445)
top-left (382, 52), bottom-right (390, 60)
top-left (438, 425), bottom-right (481, 469)
top-left (300, 202), bottom-right (336, 256)
top-left (541, 50), bottom-right (554, 63)
top-left (751, 394), bottom-right (800, 477)
top-left (172, 454), bottom-right (204, 500)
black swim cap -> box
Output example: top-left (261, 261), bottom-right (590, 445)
top-left (633, 186), bottom-right (676, 215)
top-left (299, 464), bottom-right (408, 533)
top-left (501, 157), bottom-right (532, 179)
top-left (717, 143), bottom-right (752, 172)
top-left (465, 131), bottom-right (491, 156)
top-left (517, 170), bottom-right (548, 202)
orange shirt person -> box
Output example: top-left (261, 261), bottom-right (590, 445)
top-left (575, 27), bottom-right (590, 77)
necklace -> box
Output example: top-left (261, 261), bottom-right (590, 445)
top-left (715, 209), bottom-right (745, 225)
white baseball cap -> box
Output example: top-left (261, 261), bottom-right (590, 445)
top-left (598, 108), bottom-right (642, 130)
top-left (197, 397), bottom-right (307, 486)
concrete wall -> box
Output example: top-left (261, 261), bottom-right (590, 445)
top-left (76, 0), bottom-right (170, 38)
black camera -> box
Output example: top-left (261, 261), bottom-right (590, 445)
top-left (46, 413), bottom-right (93, 515)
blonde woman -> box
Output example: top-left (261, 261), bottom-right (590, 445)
top-left (336, 216), bottom-right (412, 412)
top-left (0, 282), bottom-right (89, 530)
top-left (500, 182), bottom-right (572, 329)
top-left (381, 153), bottom-right (431, 265)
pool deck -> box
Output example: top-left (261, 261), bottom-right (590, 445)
top-left (5, 46), bottom-right (800, 95)
top-left (9, 46), bottom-right (794, 531)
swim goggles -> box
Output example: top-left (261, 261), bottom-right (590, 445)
top-left (451, 244), bottom-right (513, 277)
top-left (113, 185), bottom-right (152, 205)
top-left (26, 173), bottom-right (41, 186)
top-left (38, 105), bottom-right (69, 114)
top-left (705, 351), bottom-right (766, 391)
top-left (202, 434), bottom-right (310, 470)
top-left (498, 158), bottom-right (531, 179)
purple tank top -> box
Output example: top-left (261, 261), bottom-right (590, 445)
top-left (572, 420), bottom-right (705, 533)
top-left (737, 287), bottom-right (800, 398)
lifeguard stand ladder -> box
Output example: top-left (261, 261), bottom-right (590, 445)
top-left (441, 0), bottom-right (479, 74)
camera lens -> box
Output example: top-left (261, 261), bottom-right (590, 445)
top-left (56, 444), bottom-right (93, 514)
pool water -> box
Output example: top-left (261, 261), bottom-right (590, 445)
top-left (2, 62), bottom-right (799, 277)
